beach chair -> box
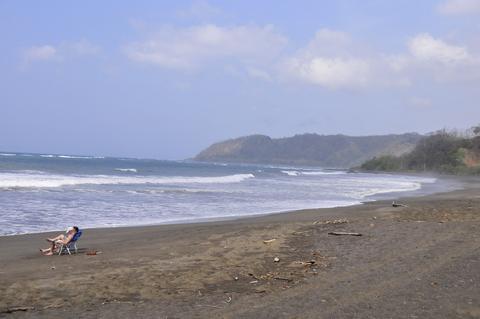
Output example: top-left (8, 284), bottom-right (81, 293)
top-left (58, 230), bottom-right (82, 255)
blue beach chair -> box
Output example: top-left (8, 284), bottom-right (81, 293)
top-left (58, 230), bottom-right (82, 255)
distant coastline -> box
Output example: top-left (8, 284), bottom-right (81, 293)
top-left (194, 133), bottom-right (421, 168)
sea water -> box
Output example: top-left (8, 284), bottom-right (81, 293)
top-left (0, 152), bottom-right (459, 236)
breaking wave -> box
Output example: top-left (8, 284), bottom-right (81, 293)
top-left (281, 170), bottom-right (301, 176)
top-left (115, 168), bottom-right (138, 173)
top-left (281, 170), bottom-right (346, 176)
top-left (301, 171), bottom-right (347, 175)
top-left (58, 155), bottom-right (95, 159)
top-left (0, 172), bottom-right (255, 189)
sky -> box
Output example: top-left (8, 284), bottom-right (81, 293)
top-left (1, 0), bottom-right (479, 159)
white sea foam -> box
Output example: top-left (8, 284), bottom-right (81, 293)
top-left (125, 188), bottom-right (234, 195)
top-left (281, 170), bottom-right (301, 176)
top-left (342, 177), bottom-right (436, 199)
top-left (40, 154), bottom-right (55, 158)
top-left (301, 171), bottom-right (347, 175)
top-left (0, 153), bottom-right (16, 156)
top-left (115, 168), bottom-right (138, 173)
top-left (58, 155), bottom-right (94, 159)
top-left (0, 172), bottom-right (255, 189)
top-left (17, 170), bottom-right (47, 174)
top-left (282, 170), bottom-right (346, 176)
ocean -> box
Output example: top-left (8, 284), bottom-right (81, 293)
top-left (0, 152), bottom-right (459, 236)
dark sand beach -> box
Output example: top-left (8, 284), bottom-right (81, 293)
top-left (1, 178), bottom-right (479, 318)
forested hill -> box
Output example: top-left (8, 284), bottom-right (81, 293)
top-left (194, 133), bottom-right (422, 168)
top-left (360, 130), bottom-right (480, 174)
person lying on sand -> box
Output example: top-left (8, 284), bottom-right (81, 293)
top-left (40, 226), bottom-right (78, 256)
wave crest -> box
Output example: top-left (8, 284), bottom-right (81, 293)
top-left (281, 170), bottom-right (346, 176)
top-left (115, 168), bottom-right (138, 173)
top-left (0, 172), bottom-right (255, 189)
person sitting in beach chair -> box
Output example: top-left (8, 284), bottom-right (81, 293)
top-left (40, 226), bottom-right (81, 256)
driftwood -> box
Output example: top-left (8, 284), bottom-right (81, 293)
top-left (2, 306), bottom-right (35, 313)
top-left (263, 239), bottom-right (277, 244)
top-left (248, 273), bottom-right (259, 280)
top-left (273, 276), bottom-right (293, 282)
top-left (313, 218), bottom-right (349, 225)
top-left (392, 201), bottom-right (408, 208)
top-left (328, 231), bottom-right (362, 236)
top-left (295, 260), bottom-right (316, 266)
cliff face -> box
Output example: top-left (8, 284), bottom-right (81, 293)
top-left (194, 133), bottom-right (422, 168)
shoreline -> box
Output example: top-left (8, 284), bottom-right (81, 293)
top-left (1, 177), bottom-right (479, 318)
top-left (0, 173), bottom-right (465, 238)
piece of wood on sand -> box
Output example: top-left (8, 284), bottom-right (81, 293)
top-left (392, 201), bottom-right (408, 207)
top-left (328, 231), bottom-right (362, 236)
top-left (263, 238), bottom-right (277, 244)
top-left (3, 307), bottom-right (35, 314)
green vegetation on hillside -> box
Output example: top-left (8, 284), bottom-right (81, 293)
top-left (361, 127), bottom-right (480, 174)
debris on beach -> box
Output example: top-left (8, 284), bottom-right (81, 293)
top-left (263, 238), bottom-right (277, 244)
top-left (328, 231), bottom-right (362, 236)
top-left (249, 271), bottom-right (290, 281)
top-left (294, 260), bottom-right (316, 267)
top-left (2, 306), bottom-right (35, 314)
top-left (273, 257), bottom-right (280, 262)
top-left (248, 273), bottom-right (259, 280)
top-left (313, 218), bottom-right (349, 225)
top-left (86, 250), bottom-right (102, 255)
top-left (292, 230), bottom-right (309, 235)
top-left (392, 201), bottom-right (408, 208)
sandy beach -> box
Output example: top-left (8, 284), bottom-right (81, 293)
top-left (1, 177), bottom-right (479, 318)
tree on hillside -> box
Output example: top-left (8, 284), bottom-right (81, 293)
top-left (403, 130), bottom-right (466, 172)
top-left (473, 124), bottom-right (480, 136)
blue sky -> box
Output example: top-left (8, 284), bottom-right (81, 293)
top-left (1, 0), bottom-right (479, 159)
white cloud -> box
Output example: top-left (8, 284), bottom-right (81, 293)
top-left (385, 33), bottom-right (480, 83)
top-left (281, 28), bottom-right (374, 89)
top-left (23, 40), bottom-right (99, 66)
top-left (408, 33), bottom-right (470, 64)
top-left (303, 29), bottom-right (352, 56)
top-left (125, 24), bottom-right (287, 70)
top-left (24, 45), bottom-right (57, 62)
top-left (285, 56), bottom-right (370, 89)
top-left (282, 30), bottom-right (480, 89)
top-left (437, 0), bottom-right (480, 15)
top-left (125, 24), bottom-right (479, 89)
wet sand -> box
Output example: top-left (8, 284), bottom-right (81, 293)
top-left (1, 178), bottom-right (479, 318)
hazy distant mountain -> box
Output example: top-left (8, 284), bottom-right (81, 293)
top-left (194, 133), bottom-right (422, 168)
